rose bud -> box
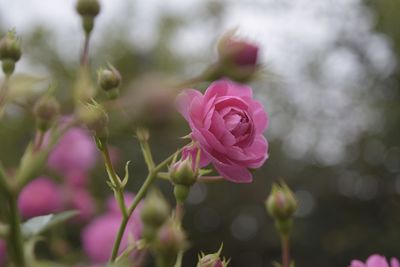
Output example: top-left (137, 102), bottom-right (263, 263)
top-left (154, 219), bottom-right (187, 267)
top-left (33, 95), bottom-right (60, 131)
top-left (0, 31), bottom-right (21, 76)
top-left (76, 0), bottom-right (101, 35)
top-left (170, 153), bottom-right (199, 203)
top-left (98, 64), bottom-right (121, 99)
top-left (77, 102), bottom-right (109, 139)
top-left (18, 177), bottom-right (63, 219)
top-left (140, 190), bottom-right (170, 241)
top-left (197, 245), bottom-right (230, 267)
top-left (216, 31), bottom-right (259, 82)
top-left (266, 182), bottom-right (298, 221)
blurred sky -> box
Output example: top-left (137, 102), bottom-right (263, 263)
top-left (0, 0), bottom-right (396, 166)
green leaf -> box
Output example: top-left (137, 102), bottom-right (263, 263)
top-left (22, 210), bottom-right (78, 238)
top-left (199, 168), bottom-right (213, 176)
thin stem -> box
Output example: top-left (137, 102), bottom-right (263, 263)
top-left (0, 161), bottom-right (9, 194)
top-left (109, 147), bottom-right (185, 262)
top-left (7, 193), bottom-right (26, 267)
top-left (81, 34), bottom-right (91, 66)
top-left (139, 139), bottom-right (155, 171)
top-left (33, 130), bottom-right (45, 152)
top-left (174, 250), bottom-right (184, 267)
top-left (99, 141), bottom-right (127, 217)
top-left (174, 202), bottom-right (184, 222)
top-left (0, 75), bottom-right (10, 116)
top-left (281, 234), bottom-right (290, 267)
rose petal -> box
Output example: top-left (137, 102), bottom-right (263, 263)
top-left (176, 89), bottom-right (203, 122)
top-left (391, 258), bottom-right (400, 267)
top-left (350, 260), bottom-right (366, 267)
top-left (366, 255), bottom-right (389, 267)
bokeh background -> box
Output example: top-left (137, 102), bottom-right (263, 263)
top-left (0, 0), bottom-right (399, 266)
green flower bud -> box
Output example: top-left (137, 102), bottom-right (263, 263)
top-left (197, 245), bottom-right (230, 267)
top-left (0, 31), bottom-right (21, 76)
top-left (154, 219), bottom-right (187, 267)
top-left (33, 96), bottom-right (60, 131)
top-left (76, 0), bottom-right (101, 35)
top-left (76, 0), bottom-right (100, 17)
top-left (77, 102), bottom-right (108, 138)
top-left (170, 157), bottom-right (197, 187)
top-left (141, 190), bottom-right (170, 241)
top-left (266, 182), bottom-right (298, 222)
top-left (98, 64), bottom-right (121, 92)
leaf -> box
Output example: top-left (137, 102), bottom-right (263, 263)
top-left (22, 210), bottom-right (78, 239)
top-left (199, 168), bottom-right (213, 176)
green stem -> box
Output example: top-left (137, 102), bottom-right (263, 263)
top-left (109, 147), bottom-right (184, 262)
top-left (81, 33), bottom-right (91, 66)
top-left (0, 161), bottom-right (9, 194)
top-left (174, 250), bottom-right (184, 267)
top-left (281, 234), bottom-right (290, 267)
top-left (7, 193), bottom-right (26, 267)
top-left (139, 139), bottom-right (155, 171)
top-left (0, 74), bottom-right (10, 116)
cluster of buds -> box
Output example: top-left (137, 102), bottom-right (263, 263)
top-left (75, 0), bottom-right (101, 35)
top-left (33, 94), bottom-right (60, 131)
top-left (212, 30), bottom-right (259, 83)
top-left (266, 182), bottom-right (298, 236)
top-left (197, 245), bottom-right (230, 267)
top-left (169, 152), bottom-right (199, 203)
top-left (77, 102), bottom-right (109, 139)
top-left (154, 219), bottom-right (187, 267)
top-left (140, 189), bottom-right (170, 242)
top-left (98, 64), bottom-right (122, 99)
top-left (0, 30), bottom-right (21, 76)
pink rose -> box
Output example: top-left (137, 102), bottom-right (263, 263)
top-left (350, 254), bottom-right (400, 267)
top-left (18, 177), bottom-right (63, 219)
top-left (48, 127), bottom-right (97, 175)
top-left (177, 79), bottom-right (268, 182)
top-left (82, 193), bottom-right (143, 264)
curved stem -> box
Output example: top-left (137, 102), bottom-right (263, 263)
top-left (0, 75), bottom-right (10, 116)
top-left (109, 147), bottom-right (184, 262)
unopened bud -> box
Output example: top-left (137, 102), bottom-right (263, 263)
top-left (154, 219), bottom-right (186, 267)
top-left (76, 0), bottom-right (101, 35)
top-left (197, 245), bottom-right (230, 267)
top-left (266, 182), bottom-right (298, 222)
top-left (77, 102), bottom-right (108, 138)
top-left (34, 96), bottom-right (60, 131)
top-left (136, 128), bottom-right (150, 143)
top-left (98, 64), bottom-right (121, 93)
top-left (0, 31), bottom-right (21, 76)
top-left (170, 157), bottom-right (197, 187)
top-left (216, 30), bottom-right (259, 82)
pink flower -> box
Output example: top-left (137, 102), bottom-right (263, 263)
top-left (350, 254), bottom-right (400, 267)
top-left (0, 240), bottom-right (6, 266)
top-left (18, 177), bottom-right (63, 219)
top-left (64, 188), bottom-right (96, 222)
top-left (176, 79), bottom-right (269, 182)
top-left (48, 127), bottom-right (97, 175)
top-left (219, 37), bottom-right (259, 67)
top-left (82, 193), bottom-right (143, 263)
top-left (65, 170), bottom-right (88, 188)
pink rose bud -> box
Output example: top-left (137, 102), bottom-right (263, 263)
top-left (218, 33), bottom-right (258, 67)
top-left (349, 254), bottom-right (400, 267)
top-left (266, 182), bottom-right (298, 222)
top-left (170, 156), bottom-right (197, 187)
top-left (65, 170), bottom-right (88, 188)
top-left (154, 219), bottom-right (186, 267)
top-left (197, 245), bottom-right (230, 267)
top-left (48, 127), bottom-right (97, 175)
top-left (0, 240), bottom-right (6, 266)
top-left (18, 177), bottom-right (63, 219)
top-left (176, 79), bottom-right (269, 183)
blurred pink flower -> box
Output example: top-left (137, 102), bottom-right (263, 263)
top-left (0, 240), bottom-right (6, 266)
top-left (82, 193), bottom-right (143, 264)
top-left (18, 177), bottom-right (63, 219)
top-left (219, 36), bottom-right (259, 67)
top-left (65, 170), bottom-right (89, 188)
top-left (350, 254), bottom-right (400, 267)
top-left (48, 127), bottom-right (97, 175)
top-left (65, 188), bottom-right (96, 222)
top-left (176, 79), bottom-right (269, 182)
